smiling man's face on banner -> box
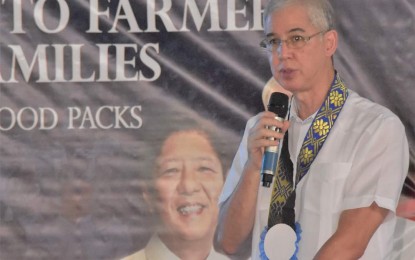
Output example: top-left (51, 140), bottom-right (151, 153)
top-left (152, 130), bottom-right (224, 241)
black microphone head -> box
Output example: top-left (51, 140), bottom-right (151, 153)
top-left (268, 92), bottom-right (289, 118)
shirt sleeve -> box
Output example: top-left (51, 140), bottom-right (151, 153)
top-left (218, 116), bottom-right (257, 206)
top-left (341, 114), bottom-right (409, 212)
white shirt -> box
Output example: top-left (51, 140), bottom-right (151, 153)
top-left (391, 217), bottom-right (415, 260)
top-left (219, 90), bottom-right (409, 259)
top-left (121, 235), bottom-right (229, 260)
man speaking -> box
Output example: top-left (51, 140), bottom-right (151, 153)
top-left (215, 0), bottom-right (409, 259)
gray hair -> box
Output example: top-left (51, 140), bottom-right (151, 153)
top-left (263, 0), bottom-right (335, 32)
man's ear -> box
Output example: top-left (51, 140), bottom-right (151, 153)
top-left (324, 29), bottom-right (338, 57)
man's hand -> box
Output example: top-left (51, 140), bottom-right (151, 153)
top-left (246, 111), bottom-right (290, 172)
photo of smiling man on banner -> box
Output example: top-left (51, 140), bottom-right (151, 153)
top-left (122, 129), bottom-right (229, 260)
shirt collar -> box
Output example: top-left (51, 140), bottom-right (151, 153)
top-left (146, 235), bottom-right (224, 260)
top-left (146, 235), bottom-right (181, 260)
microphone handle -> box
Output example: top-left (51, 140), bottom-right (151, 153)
top-left (261, 116), bottom-right (284, 187)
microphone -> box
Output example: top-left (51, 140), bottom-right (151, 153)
top-left (261, 92), bottom-right (289, 187)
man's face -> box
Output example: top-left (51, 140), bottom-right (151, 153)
top-left (265, 4), bottom-right (330, 94)
top-left (153, 131), bottom-right (224, 241)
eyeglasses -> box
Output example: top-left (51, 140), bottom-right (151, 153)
top-left (260, 31), bottom-right (327, 53)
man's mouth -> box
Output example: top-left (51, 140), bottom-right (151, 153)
top-left (279, 68), bottom-right (297, 79)
top-left (177, 204), bottom-right (205, 215)
top-left (280, 68), bottom-right (295, 74)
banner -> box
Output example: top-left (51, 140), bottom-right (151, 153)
top-left (1, 0), bottom-right (414, 259)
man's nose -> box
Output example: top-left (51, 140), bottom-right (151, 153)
top-left (277, 41), bottom-right (290, 59)
top-left (177, 166), bottom-right (201, 195)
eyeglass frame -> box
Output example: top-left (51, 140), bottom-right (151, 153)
top-left (259, 30), bottom-right (329, 53)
